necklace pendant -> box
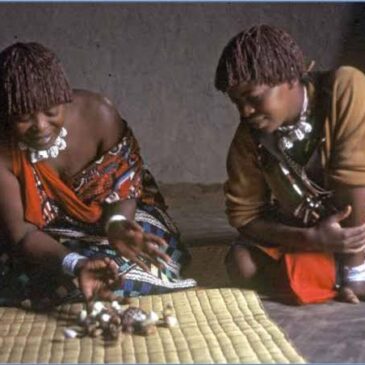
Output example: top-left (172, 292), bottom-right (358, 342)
top-left (57, 137), bottom-right (67, 151)
top-left (279, 137), bottom-right (293, 150)
top-left (30, 150), bottom-right (48, 164)
top-left (49, 146), bottom-right (59, 158)
top-left (299, 121), bottom-right (312, 133)
top-left (60, 127), bottom-right (67, 138)
top-left (293, 128), bottom-right (305, 141)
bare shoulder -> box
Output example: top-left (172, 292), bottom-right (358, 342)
top-left (69, 89), bottom-right (126, 147)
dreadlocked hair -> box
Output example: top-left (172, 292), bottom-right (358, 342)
top-left (215, 24), bottom-right (306, 92)
top-left (0, 42), bottom-right (72, 122)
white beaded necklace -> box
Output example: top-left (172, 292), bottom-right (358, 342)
top-left (18, 127), bottom-right (68, 164)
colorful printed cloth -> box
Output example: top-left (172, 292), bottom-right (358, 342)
top-left (0, 123), bottom-right (196, 306)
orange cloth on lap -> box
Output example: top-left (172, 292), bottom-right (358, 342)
top-left (284, 251), bottom-right (336, 304)
top-left (258, 245), bottom-right (336, 304)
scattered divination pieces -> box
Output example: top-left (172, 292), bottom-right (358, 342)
top-left (64, 300), bottom-right (178, 340)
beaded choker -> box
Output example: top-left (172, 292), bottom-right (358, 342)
top-left (18, 127), bottom-right (68, 164)
top-left (277, 86), bottom-right (312, 151)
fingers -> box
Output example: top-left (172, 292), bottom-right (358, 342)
top-left (115, 243), bottom-right (151, 272)
top-left (112, 229), bottom-right (170, 268)
top-left (83, 285), bottom-right (95, 306)
top-left (123, 220), bottom-right (144, 233)
top-left (98, 288), bottom-right (119, 302)
top-left (103, 257), bottom-right (119, 277)
top-left (338, 225), bottom-right (365, 253)
top-left (120, 243), bottom-right (167, 271)
top-left (343, 225), bottom-right (365, 242)
top-left (143, 233), bottom-right (168, 247)
top-left (138, 251), bottom-right (165, 269)
top-left (143, 233), bottom-right (170, 264)
top-left (145, 242), bottom-right (171, 264)
top-left (127, 240), bottom-right (169, 269)
top-left (333, 205), bottom-right (352, 223)
top-left (110, 275), bottom-right (124, 290)
top-left (338, 286), bottom-right (360, 304)
top-left (79, 257), bottom-right (121, 303)
top-left (132, 256), bottom-right (150, 272)
top-left (341, 245), bottom-right (365, 254)
top-left (343, 236), bottom-right (365, 251)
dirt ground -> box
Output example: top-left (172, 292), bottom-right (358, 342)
top-left (161, 183), bottom-right (365, 364)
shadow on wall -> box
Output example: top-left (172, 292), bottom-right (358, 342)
top-left (339, 3), bottom-right (365, 72)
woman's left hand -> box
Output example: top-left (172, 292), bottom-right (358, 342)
top-left (107, 219), bottom-right (170, 272)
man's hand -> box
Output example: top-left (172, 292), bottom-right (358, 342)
top-left (77, 257), bottom-right (122, 307)
top-left (107, 219), bottom-right (170, 272)
top-left (307, 206), bottom-right (365, 253)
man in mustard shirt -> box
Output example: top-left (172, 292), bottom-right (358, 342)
top-left (215, 24), bottom-right (365, 304)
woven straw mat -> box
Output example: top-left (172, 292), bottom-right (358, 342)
top-left (0, 288), bottom-right (305, 363)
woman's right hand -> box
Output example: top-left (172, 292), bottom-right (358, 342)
top-left (306, 206), bottom-right (365, 253)
top-left (77, 257), bottom-right (122, 307)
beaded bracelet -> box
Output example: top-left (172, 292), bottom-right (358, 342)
top-left (62, 252), bottom-right (87, 276)
top-left (344, 262), bottom-right (365, 283)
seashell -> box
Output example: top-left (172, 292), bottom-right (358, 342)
top-left (147, 311), bottom-right (159, 323)
top-left (90, 309), bottom-right (100, 318)
top-left (93, 301), bottom-right (105, 313)
top-left (64, 328), bottom-right (78, 339)
top-left (106, 323), bottom-right (120, 340)
top-left (121, 307), bottom-right (148, 332)
top-left (111, 300), bottom-right (122, 312)
top-left (100, 313), bottom-right (111, 323)
top-left (78, 309), bottom-right (88, 323)
top-left (164, 315), bottom-right (178, 328)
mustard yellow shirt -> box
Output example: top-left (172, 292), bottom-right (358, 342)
top-left (225, 66), bottom-right (365, 229)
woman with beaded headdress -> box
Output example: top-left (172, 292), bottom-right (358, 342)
top-left (0, 42), bottom-right (196, 308)
top-left (216, 24), bottom-right (365, 304)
